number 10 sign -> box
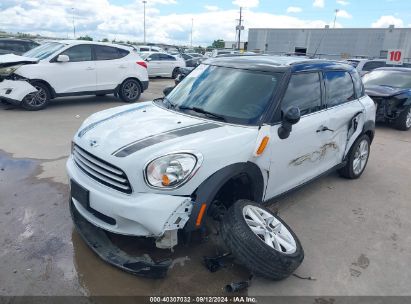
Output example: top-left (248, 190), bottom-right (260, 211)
top-left (387, 49), bottom-right (404, 65)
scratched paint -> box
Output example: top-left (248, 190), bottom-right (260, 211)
top-left (289, 142), bottom-right (339, 166)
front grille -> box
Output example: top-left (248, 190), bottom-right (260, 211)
top-left (72, 145), bottom-right (132, 194)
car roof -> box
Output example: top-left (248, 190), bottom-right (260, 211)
top-left (204, 55), bottom-right (354, 73)
top-left (44, 40), bottom-right (133, 51)
top-left (0, 38), bottom-right (37, 43)
top-left (373, 67), bottom-right (411, 72)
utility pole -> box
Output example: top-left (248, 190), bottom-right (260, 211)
top-left (190, 18), bottom-right (193, 47)
top-left (71, 7), bottom-right (76, 38)
top-left (236, 7), bottom-right (244, 50)
top-left (143, 0), bottom-right (147, 43)
top-left (333, 9), bottom-right (339, 28)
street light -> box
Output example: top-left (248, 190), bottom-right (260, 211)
top-left (71, 7), bottom-right (76, 38)
top-left (142, 0), bottom-right (147, 43)
top-left (190, 18), bottom-right (193, 47)
top-left (333, 9), bottom-right (339, 28)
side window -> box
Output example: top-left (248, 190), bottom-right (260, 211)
top-left (95, 46), bottom-right (127, 60)
top-left (61, 45), bottom-right (92, 62)
top-left (117, 48), bottom-right (129, 58)
top-left (350, 70), bottom-right (365, 98)
top-left (149, 53), bottom-right (160, 61)
top-left (281, 72), bottom-right (322, 116)
top-left (324, 71), bottom-right (356, 107)
top-left (159, 54), bottom-right (176, 61)
top-left (139, 47), bottom-right (149, 52)
top-left (362, 61), bottom-right (385, 71)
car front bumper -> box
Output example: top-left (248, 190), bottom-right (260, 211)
top-left (66, 156), bottom-right (193, 237)
top-left (0, 79), bottom-right (37, 104)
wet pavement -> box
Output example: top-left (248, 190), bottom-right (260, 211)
top-left (1, 79), bottom-right (411, 296)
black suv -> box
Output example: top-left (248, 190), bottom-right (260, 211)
top-left (0, 38), bottom-right (40, 55)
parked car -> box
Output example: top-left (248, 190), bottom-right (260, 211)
top-left (0, 40), bottom-right (148, 110)
top-left (181, 53), bottom-right (204, 67)
top-left (140, 51), bottom-right (186, 78)
top-left (347, 58), bottom-right (411, 76)
top-left (135, 45), bottom-right (164, 53)
top-left (163, 66), bottom-right (194, 95)
top-left (363, 67), bottom-right (411, 130)
top-left (0, 38), bottom-right (39, 55)
top-left (67, 56), bottom-right (375, 279)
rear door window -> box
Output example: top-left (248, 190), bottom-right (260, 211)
top-left (160, 54), bottom-right (176, 61)
top-left (362, 61), bottom-right (386, 71)
top-left (281, 72), bottom-right (322, 116)
top-left (324, 71), bottom-right (356, 107)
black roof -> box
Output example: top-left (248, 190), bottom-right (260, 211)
top-left (204, 55), bottom-right (355, 73)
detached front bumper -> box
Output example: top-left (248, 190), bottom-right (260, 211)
top-left (70, 200), bottom-right (171, 278)
top-left (0, 79), bottom-right (37, 104)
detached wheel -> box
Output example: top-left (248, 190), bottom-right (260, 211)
top-left (220, 200), bottom-right (304, 280)
top-left (338, 134), bottom-right (370, 179)
top-left (119, 79), bottom-right (141, 103)
top-left (21, 82), bottom-right (51, 111)
top-left (394, 106), bottom-right (411, 131)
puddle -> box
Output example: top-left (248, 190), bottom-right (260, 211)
top-left (0, 150), bottom-right (249, 296)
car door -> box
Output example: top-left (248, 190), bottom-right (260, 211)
top-left (264, 72), bottom-right (335, 199)
top-left (94, 45), bottom-right (130, 91)
top-left (46, 44), bottom-right (96, 93)
top-left (322, 70), bottom-right (366, 166)
top-left (146, 53), bottom-right (161, 76)
top-left (159, 53), bottom-right (177, 76)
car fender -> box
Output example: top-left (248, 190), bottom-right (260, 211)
top-left (184, 161), bottom-right (264, 231)
top-left (0, 79), bottom-right (37, 102)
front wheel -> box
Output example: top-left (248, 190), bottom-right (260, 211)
top-left (394, 106), bottom-right (411, 131)
top-left (21, 82), bottom-right (51, 111)
top-left (338, 134), bottom-right (370, 179)
top-left (118, 79), bottom-right (141, 103)
top-left (220, 200), bottom-right (304, 280)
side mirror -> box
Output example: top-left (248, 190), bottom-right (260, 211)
top-left (145, 57), bottom-right (151, 62)
top-left (163, 86), bottom-right (174, 96)
top-left (278, 106), bottom-right (301, 139)
top-left (56, 54), bottom-right (69, 62)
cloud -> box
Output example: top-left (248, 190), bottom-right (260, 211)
top-left (0, 0), bottom-right (337, 46)
top-left (232, 0), bottom-right (259, 8)
top-left (336, 9), bottom-right (352, 18)
top-left (336, 0), bottom-right (349, 5)
top-left (204, 5), bottom-right (219, 11)
top-left (371, 15), bottom-right (404, 28)
top-left (313, 0), bottom-right (325, 8)
top-left (287, 6), bottom-right (302, 13)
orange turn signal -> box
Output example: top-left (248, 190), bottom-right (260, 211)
top-left (256, 136), bottom-right (270, 155)
top-left (195, 203), bottom-right (207, 227)
top-left (162, 174), bottom-right (170, 186)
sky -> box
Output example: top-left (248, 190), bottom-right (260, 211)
top-left (0, 0), bottom-right (410, 46)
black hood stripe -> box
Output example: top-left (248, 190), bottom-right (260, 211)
top-left (113, 123), bottom-right (222, 157)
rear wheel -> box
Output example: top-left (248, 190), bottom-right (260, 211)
top-left (118, 79), bottom-right (141, 103)
top-left (172, 68), bottom-right (180, 79)
top-left (394, 106), bottom-right (411, 131)
top-left (220, 200), bottom-right (304, 280)
top-left (21, 82), bottom-right (51, 111)
top-left (338, 134), bottom-right (370, 179)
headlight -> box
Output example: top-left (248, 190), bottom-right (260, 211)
top-left (144, 153), bottom-right (202, 189)
top-left (0, 64), bottom-right (22, 77)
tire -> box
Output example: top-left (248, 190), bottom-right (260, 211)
top-left (118, 79), bottom-right (141, 103)
top-left (338, 134), bottom-right (370, 179)
top-left (96, 93), bottom-right (106, 97)
top-left (172, 68), bottom-right (180, 79)
top-left (393, 106), bottom-right (411, 131)
top-left (21, 81), bottom-right (51, 111)
top-left (220, 200), bottom-right (304, 280)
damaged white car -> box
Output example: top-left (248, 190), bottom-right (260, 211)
top-left (0, 40), bottom-right (148, 110)
top-left (67, 56), bottom-right (376, 279)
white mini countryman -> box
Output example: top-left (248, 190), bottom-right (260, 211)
top-left (67, 56), bottom-right (376, 279)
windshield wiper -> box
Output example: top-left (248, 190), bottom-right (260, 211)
top-left (178, 106), bottom-right (226, 121)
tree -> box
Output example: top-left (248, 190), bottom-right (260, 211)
top-left (211, 39), bottom-right (225, 49)
top-left (101, 38), bottom-right (109, 42)
top-left (77, 35), bottom-right (93, 41)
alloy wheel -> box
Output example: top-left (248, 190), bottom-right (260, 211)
top-left (123, 81), bottom-right (139, 100)
top-left (25, 86), bottom-right (47, 107)
top-left (353, 139), bottom-right (369, 175)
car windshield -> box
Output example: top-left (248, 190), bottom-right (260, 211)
top-left (164, 64), bottom-right (283, 125)
top-left (363, 70), bottom-right (411, 89)
top-left (23, 42), bottom-right (65, 59)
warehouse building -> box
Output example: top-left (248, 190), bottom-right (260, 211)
top-left (247, 26), bottom-right (411, 61)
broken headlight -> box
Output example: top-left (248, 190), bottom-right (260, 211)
top-left (144, 153), bottom-right (202, 189)
top-left (0, 64), bottom-right (22, 77)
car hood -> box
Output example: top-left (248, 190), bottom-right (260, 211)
top-left (0, 54), bottom-right (39, 68)
top-left (365, 85), bottom-right (409, 98)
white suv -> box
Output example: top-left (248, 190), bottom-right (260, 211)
top-left (0, 40), bottom-right (149, 110)
top-left (67, 56), bottom-right (376, 279)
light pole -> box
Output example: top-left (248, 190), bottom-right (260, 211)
top-left (71, 7), bottom-right (76, 38)
top-left (333, 9), bottom-right (339, 28)
top-left (142, 1), bottom-right (147, 44)
top-left (190, 18), bottom-right (193, 47)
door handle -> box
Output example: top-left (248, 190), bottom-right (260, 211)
top-left (86, 67), bottom-right (94, 70)
top-left (316, 125), bottom-right (334, 133)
